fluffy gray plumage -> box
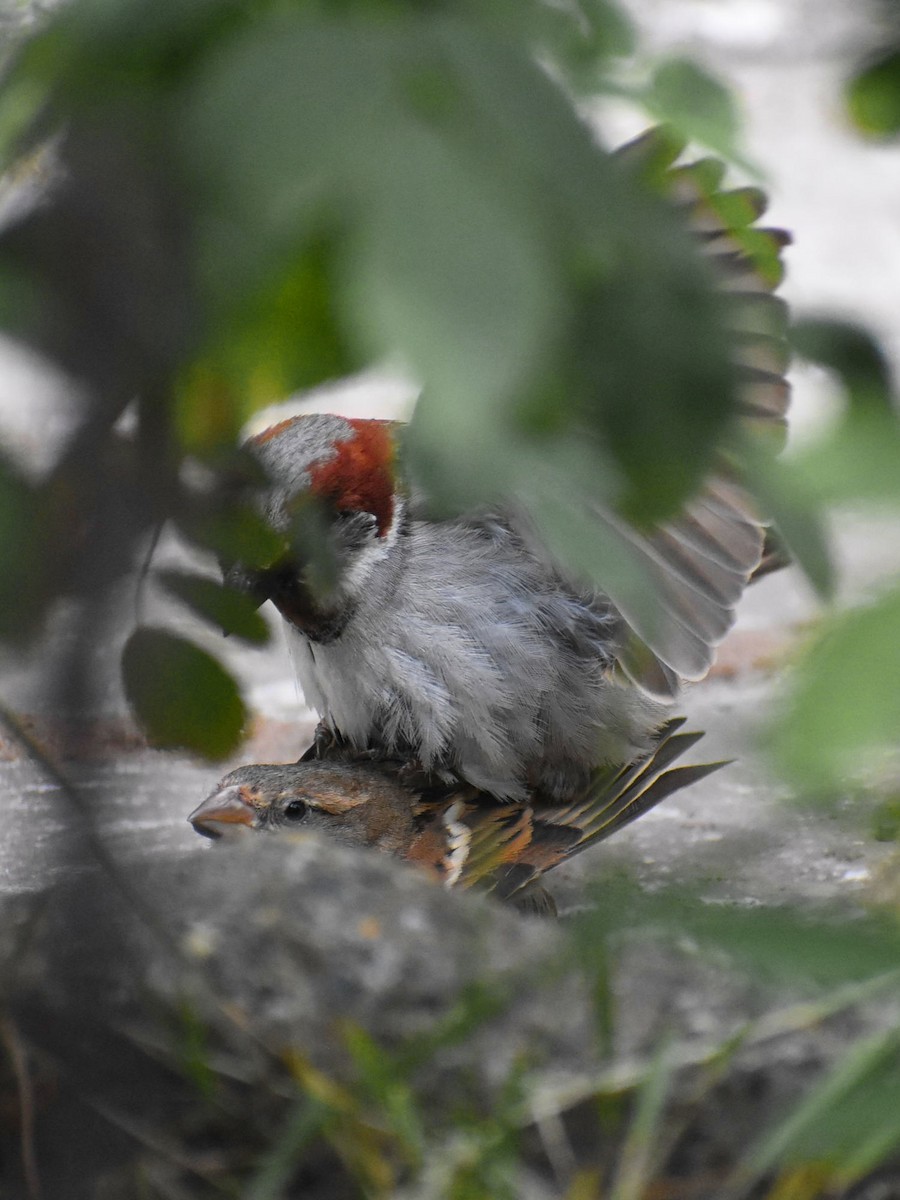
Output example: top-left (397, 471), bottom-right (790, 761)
top-left (242, 414), bottom-right (673, 801)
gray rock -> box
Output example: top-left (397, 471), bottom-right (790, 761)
top-left (0, 833), bottom-right (592, 1197)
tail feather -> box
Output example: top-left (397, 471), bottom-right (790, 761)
top-left (478, 723), bottom-right (728, 905)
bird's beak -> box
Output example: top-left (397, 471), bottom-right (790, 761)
top-left (188, 785), bottom-right (259, 839)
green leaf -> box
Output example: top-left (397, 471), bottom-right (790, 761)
top-left (341, 1024), bottom-right (425, 1163)
top-left (122, 626), bottom-right (246, 759)
top-left (684, 907), bottom-right (900, 988)
top-left (645, 58), bottom-right (741, 160)
top-left (180, 233), bottom-right (364, 450)
top-left (246, 1095), bottom-right (329, 1200)
top-left (157, 569), bottom-right (271, 644)
top-left (846, 48), bottom-right (900, 138)
top-left (179, 503), bottom-right (286, 572)
top-left (574, 875), bottom-right (900, 987)
top-left (175, 1000), bottom-right (217, 1101)
top-left (792, 318), bottom-right (893, 415)
top-left (872, 799), bottom-right (900, 843)
top-left (609, 1039), bottom-right (674, 1200)
top-left (772, 585), bottom-right (900, 790)
top-left (736, 1028), bottom-right (900, 1189)
top-left (792, 410), bottom-right (900, 507)
top-left (181, 13), bottom-right (736, 533)
top-left (343, 126), bottom-right (557, 422)
top-left (789, 322), bottom-right (900, 506)
top-left (745, 454), bottom-right (835, 600)
top-left (536, 0), bottom-right (635, 91)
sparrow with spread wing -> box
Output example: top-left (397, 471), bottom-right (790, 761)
top-left (220, 130), bottom-right (789, 806)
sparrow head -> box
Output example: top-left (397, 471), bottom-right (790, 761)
top-left (248, 414), bottom-right (400, 539)
top-left (222, 414), bottom-right (405, 635)
top-left (188, 760), bottom-right (417, 853)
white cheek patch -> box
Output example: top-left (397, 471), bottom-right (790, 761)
top-left (341, 496), bottom-right (406, 596)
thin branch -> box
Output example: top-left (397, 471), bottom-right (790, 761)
top-left (134, 518), bottom-right (165, 626)
top-left (0, 1013), bottom-right (41, 1200)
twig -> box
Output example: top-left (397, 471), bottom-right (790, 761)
top-left (78, 1089), bottom-right (235, 1193)
top-left (0, 1013), bottom-right (41, 1200)
top-left (134, 519), bottom-right (164, 627)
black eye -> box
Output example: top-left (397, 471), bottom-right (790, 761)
top-left (282, 798), bottom-right (308, 822)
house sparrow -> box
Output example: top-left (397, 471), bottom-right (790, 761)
top-left (188, 719), bottom-right (720, 914)
top-left (223, 130), bottom-right (790, 803)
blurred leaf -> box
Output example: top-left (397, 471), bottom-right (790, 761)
top-left (283, 1052), bottom-right (399, 1197)
top-left (788, 318), bottom-right (900, 510)
top-left (181, 13), bottom-right (736, 531)
top-left (179, 233), bottom-right (364, 453)
top-left (343, 127), bottom-right (556, 424)
top-left (581, 0), bottom-right (636, 57)
top-left (6, 0), bottom-right (247, 102)
top-left (735, 1028), bottom-right (900, 1191)
top-left (846, 48), bottom-right (900, 138)
top-left (575, 875), bottom-right (900, 987)
top-left (608, 1039), bottom-right (673, 1200)
top-left (763, 1166), bottom-right (832, 1200)
top-left (157, 569), bottom-right (271, 644)
top-left (342, 1024), bottom-right (425, 1165)
top-left (179, 502), bottom-right (286, 572)
top-left (536, 0), bottom-right (635, 91)
top-left (644, 58), bottom-right (741, 161)
top-left (681, 905), bottom-right (900, 987)
top-left (173, 361), bottom-right (244, 453)
top-left (792, 318), bottom-right (893, 415)
top-left (122, 626), bottom-right (246, 759)
top-left (0, 122), bottom-right (194, 402)
top-left (246, 1095), bottom-right (329, 1200)
top-left (181, 15), bottom-right (560, 479)
top-left (772, 586), bottom-right (900, 790)
top-left (523, 445), bottom-right (661, 630)
top-left (872, 799), bottom-right (900, 843)
top-left (745, 454), bottom-right (835, 599)
top-left (176, 1000), bottom-right (217, 1101)
top-left (789, 408), bottom-right (900, 508)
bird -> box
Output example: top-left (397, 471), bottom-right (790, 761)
top-left (221, 128), bottom-right (790, 808)
top-left (188, 718), bottom-right (722, 915)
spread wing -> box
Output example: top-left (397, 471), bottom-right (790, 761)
top-left (602, 129), bottom-right (791, 700)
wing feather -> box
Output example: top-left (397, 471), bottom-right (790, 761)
top-left (599, 129), bottom-right (791, 697)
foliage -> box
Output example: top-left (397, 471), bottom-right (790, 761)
top-left (846, 47), bottom-right (900, 138)
top-left (770, 319), bottom-right (900, 790)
